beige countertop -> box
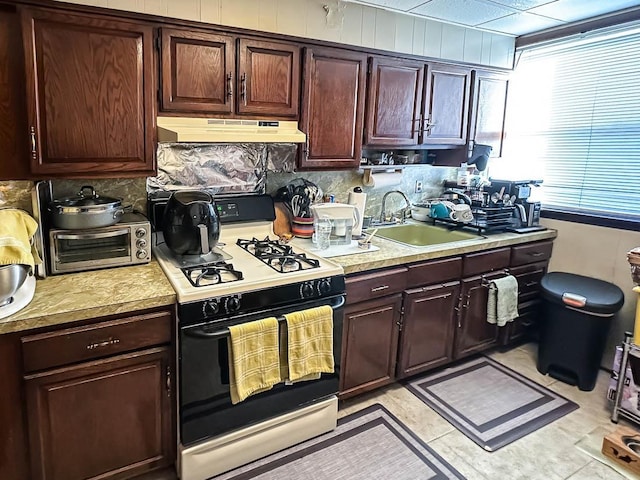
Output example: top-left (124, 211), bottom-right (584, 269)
top-left (0, 260), bottom-right (176, 335)
top-left (323, 227), bottom-right (558, 275)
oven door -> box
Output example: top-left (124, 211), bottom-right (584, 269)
top-left (179, 294), bottom-right (344, 447)
top-left (50, 228), bottom-right (133, 273)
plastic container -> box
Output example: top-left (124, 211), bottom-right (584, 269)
top-left (537, 272), bottom-right (624, 391)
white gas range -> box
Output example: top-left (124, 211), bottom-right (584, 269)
top-left (151, 194), bottom-right (345, 480)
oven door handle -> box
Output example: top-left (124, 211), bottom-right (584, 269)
top-left (185, 296), bottom-right (346, 339)
top-left (56, 229), bottom-right (129, 240)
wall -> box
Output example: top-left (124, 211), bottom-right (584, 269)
top-left (542, 218), bottom-right (638, 369)
top-left (55, 0), bottom-right (515, 68)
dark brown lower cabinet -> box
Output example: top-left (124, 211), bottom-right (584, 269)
top-left (454, 271), bottom-right (505, 359)
top-left (340, 294), bottom-right (402, 398)
top-left (25, 347), bottom-right (173, 480)
top-left (397, 282), bottom-right (460, 378)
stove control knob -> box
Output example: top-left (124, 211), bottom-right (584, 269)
top-left (203, 300), bottom-right (219, 317)
top-left (135, 228), bottom-right (147, 238)
top-left (136, 238), bottom-right (147, 249)
top-left (226, 296), bottom-right (241, 313)
top-left (318, 278), bottom-right (332, 295)
top-left (136, 249), bottom-right (148, 259)
top-left (301, 282), bottom-right (315, 299)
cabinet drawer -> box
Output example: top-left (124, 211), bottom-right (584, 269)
top-left (407, 257), bottom-right (462, 288)
top-left (462, 248), bottom-right (510, 277)
top-left (346, 267), bottom-right (408, 304)
top-left (22, 310), bottom-right (172, 373)
top-left (510, 241), bottom-right (553, 266)
top-left (511, 262), bottom-right (547, 303)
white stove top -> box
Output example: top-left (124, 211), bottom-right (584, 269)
top-left (153, 221), bottom-right (344, 303)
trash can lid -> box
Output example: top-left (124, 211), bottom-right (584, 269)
top-left (540, 272), bottom-right (624, 314)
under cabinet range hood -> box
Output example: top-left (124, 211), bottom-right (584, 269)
top-left (157, 117), bottom-right (306, 143)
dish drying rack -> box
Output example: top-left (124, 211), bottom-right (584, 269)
top-left (419, 198), bottom-right (515, 233)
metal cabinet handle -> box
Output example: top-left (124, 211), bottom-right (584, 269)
top-left (166, 365), bottom-right (172, 398)
top-left (240, 72), bottom-right (247, 105)
top-left (226, 72), bottom-right (233, 99)
top-left (371, 285), bottom-right (389, 293)
top-left (525, 281), bottom-right (539, 287)
top-left (86, 337), bottom-right (120, 350)
top-left (529, 251), bottom-right (544, 257)
top-left (30, 126), bottom-right (36, 159)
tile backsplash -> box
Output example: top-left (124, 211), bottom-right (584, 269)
top-left (0, 165), bottom-right (456, 219)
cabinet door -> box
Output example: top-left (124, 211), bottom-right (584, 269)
top-left (25, 347), bottom-right (173, 480)
top-left (364, 57), bottom-right (424, 146)
top-left (237, 38), bottom-right (300, 118)
top-left (21, 8), bottom-right (155, 177)
top-left (340, 294), bottom-right (402, 398)
top-left (299, 46), bottom-right (366, 169)
top-left (160, 28), bottom-right (234, 114)
top-left (0, 6), bottom-right (30, 181)
top-left (423, 63), bottom-right (470, 145)
top-left (397, 282), bottom-right (460, 379)
top-left (469, 70), bottom-right (509, 157)
top-left (454, 272), bottom-right (503, 359)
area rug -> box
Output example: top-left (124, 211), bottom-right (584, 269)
top-left (405, 356), bottom-right (579, 452)
top-left (214, 404), bottom-right (465, 479)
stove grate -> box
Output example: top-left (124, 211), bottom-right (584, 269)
top-left (236, 237), bottom-right (320, 273)
top-left (182, 262), bottom-right (244, 287)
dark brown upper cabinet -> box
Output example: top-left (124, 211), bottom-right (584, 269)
top-left (21, 7), bottom-right (156, 178)
top-left (0, 6), bottom-right (30, 181)
top-left (469, 69), bottom-right (509, 158)
top-left (161, 29), bottom-right (300, 119)
top-left (364, 57), bottom-right (424, 146)
top-left (161, 28), bottom-right (234, 114)
top-left (364, 58), bottom-right (471, 147)
top-left (299, 46), bottom-right (366, 169)
top-left (423, 63), bottom-right (471, 145)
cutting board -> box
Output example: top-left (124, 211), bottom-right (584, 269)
top-left (291, 238), bottom-right (379, 258)
top-left (273, 202), bottom-right (292, 239)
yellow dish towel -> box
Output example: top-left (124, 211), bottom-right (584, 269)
top-left (228, 317), bottom-right (281, 404)
top-left (284, 305), bottom-right (334, 382)
top-left (0, 209), bottom-right (41, 270)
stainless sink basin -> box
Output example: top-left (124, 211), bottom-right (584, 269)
top-left (374, 223), bottom-right (479, 247)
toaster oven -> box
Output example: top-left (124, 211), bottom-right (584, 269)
top-left (49, 213), bottom-right (151, 274)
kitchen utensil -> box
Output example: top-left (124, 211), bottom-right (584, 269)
top-left (490, 192), bottom-right (501, 204)
top-left (48, 186), bottom-right (125, 230)
top-left (0, 264), bottom-right (30, 307)
top-left (163, 190), bottom-right (220, 255)
top-left (273, 202), bottom-right (293, 241)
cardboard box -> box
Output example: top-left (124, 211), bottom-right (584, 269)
top-left (602, 426), bottom-right (640, 476)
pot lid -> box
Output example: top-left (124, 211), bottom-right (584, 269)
top-left (53, 186), bottom-right (121, 207)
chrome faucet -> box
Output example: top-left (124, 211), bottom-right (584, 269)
top-left (379, 190), bottom-right (411, 223)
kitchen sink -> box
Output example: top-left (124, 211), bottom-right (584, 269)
top-left (373, 223), bottom-right (480, 247)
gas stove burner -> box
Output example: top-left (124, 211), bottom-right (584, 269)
top-left (236, 237), bottom-right (320, 273)
top-left (182, 262), bottom-right (243, 288)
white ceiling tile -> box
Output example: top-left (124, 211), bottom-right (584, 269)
top-left (479, 11), bottom-right (563, 35)
top-left (410, 0), bottom-right (517, 26)
top-left (351, 0), bottom-right (429, 11)
top-left (529, 0), bottom-right (640, 22)
top-left (484, 0), bottom-right (557, 11)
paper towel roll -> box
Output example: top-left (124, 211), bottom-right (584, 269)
top-left (362, 171), bottom-right (403, 188)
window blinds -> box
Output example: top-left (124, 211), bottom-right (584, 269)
top-left (501, 23), bottom-right (640, 219)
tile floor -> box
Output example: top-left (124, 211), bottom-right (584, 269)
top-left (339, 343), bottom-right (632, 480)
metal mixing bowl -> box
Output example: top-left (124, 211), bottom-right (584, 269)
top-left (0, 264), bottom-right (30, 306)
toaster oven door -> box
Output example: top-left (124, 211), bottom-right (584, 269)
top-left (50, 228), bottom-right (133, 273)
